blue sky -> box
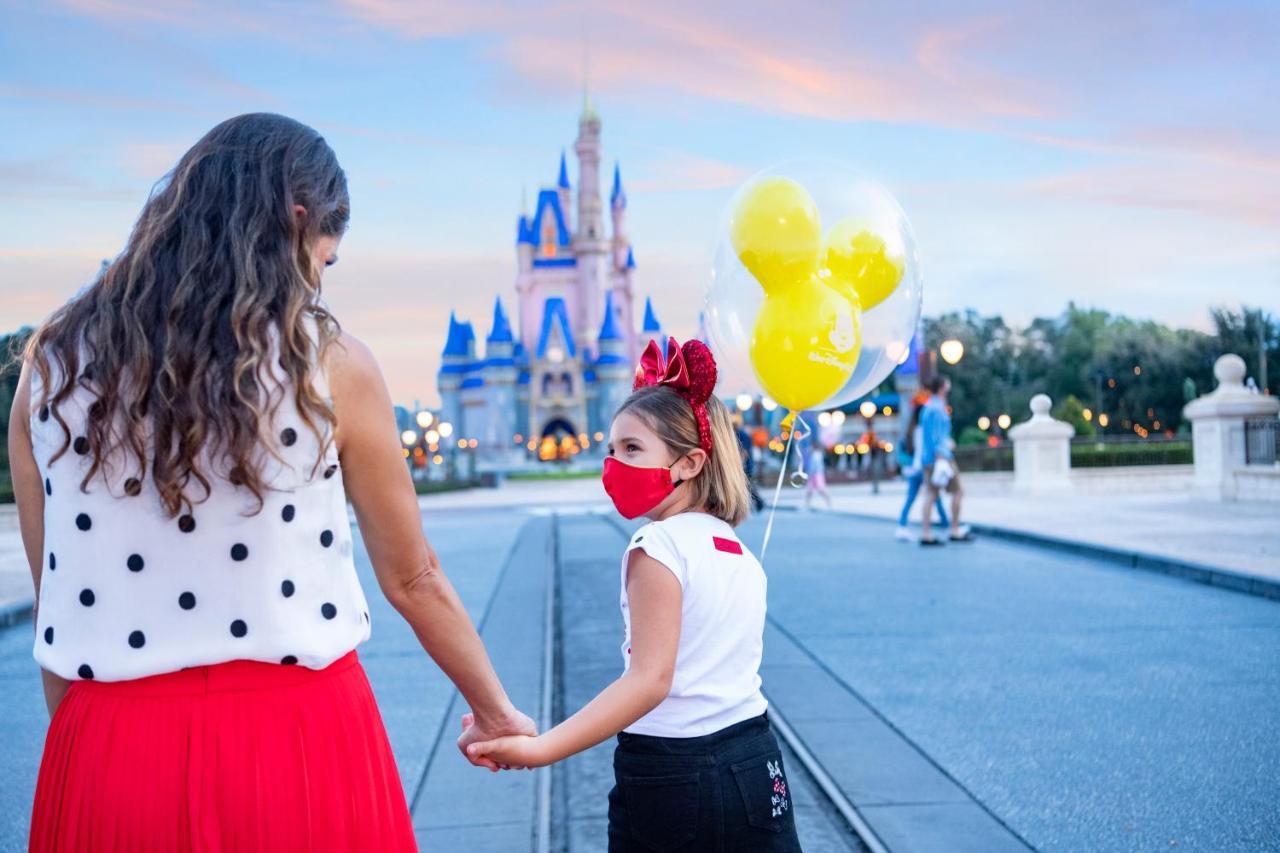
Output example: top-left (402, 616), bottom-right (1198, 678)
top-left (1, 0), bottom-right (1276, 405)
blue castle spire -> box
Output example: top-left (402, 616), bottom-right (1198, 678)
top-left (610, 162), bottom-right (626, 208)
top-left (488, 296), bottom-right (514, 343)
top-left (598, 290), bottom-right (622, 342)
top-left (625, 246), bottom-right (636, 269)
top-left (442, 311), bottom-right (472, 357)
top-left (642, 296), bottom-right (661, 333)
top-left (558, 151), bottom-right (570, 189)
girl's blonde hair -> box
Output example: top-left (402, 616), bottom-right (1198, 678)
top-left (615, 386), bottom-right (751, 527)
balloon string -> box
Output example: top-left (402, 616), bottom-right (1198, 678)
top-left (759, 412), bottom-right (808, 566)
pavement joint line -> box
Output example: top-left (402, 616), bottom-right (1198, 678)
top-left (534, 516), bottom-right (557, 853)
top-left (818, 507), bottom-right (1280, 602)
top-left (766, 616), bottom-right (1038, 851)
top-left (408, 515), bottom-right (539, 820)
top-left (766, 699), bottom-right (889, 853)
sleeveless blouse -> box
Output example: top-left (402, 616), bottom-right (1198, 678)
top-left (29, 322), bottom-right (371, 682)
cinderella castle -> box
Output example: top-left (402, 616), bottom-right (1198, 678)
top-left (437, 101), bottom-right (666, 464)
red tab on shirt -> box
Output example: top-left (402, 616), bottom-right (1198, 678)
top-left (713, 536), bottom-right (743, 555)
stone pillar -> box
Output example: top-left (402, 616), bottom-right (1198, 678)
top-left (1183, 354), bottom-right (1280, 500)
top-left (1008, 394), bottom-right (1074, 494)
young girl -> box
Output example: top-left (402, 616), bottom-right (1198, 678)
top-left (467, 337), bottom-right (803, 851)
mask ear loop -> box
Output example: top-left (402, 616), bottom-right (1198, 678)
top-left (759, 412), bottom-right (811, 564)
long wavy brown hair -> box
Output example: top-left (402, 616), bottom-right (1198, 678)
top-left (20, 113), bottom-right (349, 517)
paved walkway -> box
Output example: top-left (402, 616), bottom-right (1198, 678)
top-left (4, 501), bottom-right (1278, 850)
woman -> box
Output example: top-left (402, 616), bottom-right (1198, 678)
top-left (7, 113), bottom-right (532, 851)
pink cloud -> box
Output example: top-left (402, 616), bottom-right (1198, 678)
top-left (1022, 160), bottom-right (1280, 229)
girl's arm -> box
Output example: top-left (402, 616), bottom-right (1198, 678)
top-left (327, 331), bottom-right (534, 766)
top-left (8, 360), bottom-right (72, 717)
top-left (467, 549), bottom-right (682, 769)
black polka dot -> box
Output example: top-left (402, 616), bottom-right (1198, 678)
top-left (75, 513), bottom-right (92, 531)
top-left (79, 589), bottom-right (95, 607)
top-left (228, 466), bottom-right (246, 486)
top-left (230, 543), bottom-right (249, 561)
top-left (230, 619), bottom-right (248, 638)
top-left (44, 626), bottom-right (53, 645)
top-left (178, 514), bottom-right (196, 533)
top-left (320, 530), bottom-right (334, 548)
top-left (127, 554), bottom-right (144, 572)
top-left (280, 428), bottom-right (297, 447)
top-left (128, 630), bottom-right (145, 649)
top-left (178, 591), bottom-right (196, 610)
top-left (281, 579), bottom-right (295, 598)
top-left (78, 664), bottom-right (94, 680)
top-left (38, 405), bottom-right (50, 422)
top-left (44, 478), bottom-right (51, 496)
top-left (323, 464), bottom-right (338, 479)
top-left (73, 436), bottom-right (89, 455)
top-left (48, 552), bottom-right (56, 571)
top-left (281, 655), bottom-right (298, 665)
top-left (124, 478), bottom-right (142, 497)
top-left (281, 504), bottom-right (296, 523)
top-left (321, 603), bottom-right (337, 620)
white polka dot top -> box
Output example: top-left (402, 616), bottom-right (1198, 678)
top-left (29, 323), bottom-right (372, 682)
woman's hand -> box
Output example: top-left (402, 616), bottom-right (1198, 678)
top-left (458, 709), bottom-right (537, 772)
top-left (465, 733), bottom-right (551, 771)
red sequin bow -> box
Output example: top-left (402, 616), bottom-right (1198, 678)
top-left (633, 337), bottom-right (718, 456)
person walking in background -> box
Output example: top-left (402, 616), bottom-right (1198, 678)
top-left (804, 442), bottom-right (833, 511)
top-left (895, 394), bottom-right (949, 541)
top-left (919, 375), bottom-right (971, 545)
top-left (8, 113), bottom-right (533, 851)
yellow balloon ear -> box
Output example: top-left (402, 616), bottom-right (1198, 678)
top-left (821, 218), bottom-right (904, 312)
top-left (730, 177), bottom-right (822, 295)
top-left (749, 276), bottom-right (862, 412)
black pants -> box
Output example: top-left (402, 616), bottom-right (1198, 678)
top-left (608, 714), bottom-right (803, 852)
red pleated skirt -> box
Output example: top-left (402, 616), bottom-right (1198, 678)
top-left (29, 651), bottom-right (417, 852)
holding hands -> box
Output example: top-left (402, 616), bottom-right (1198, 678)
top-left (457, 707), bottom-right (538, 772)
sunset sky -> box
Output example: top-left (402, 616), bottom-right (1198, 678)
top-left (2, 1), bottom-right (1276, 405)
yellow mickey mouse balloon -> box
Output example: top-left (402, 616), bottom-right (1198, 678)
top-left (707, 162), bottom-right (922, 415)
top-left (750, 276), bottom-right (862, 411)
top-left (821, 217), bottom-right (904, 312)
top-left (730, 177), bottom-right (822, 293)
top-left (728, 176), bottom-right (861, 410)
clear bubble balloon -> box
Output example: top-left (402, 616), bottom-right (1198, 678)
top-left (788, 470), bottom-right (809, 488)
top-left (706, 161), bottom-right (922, 411)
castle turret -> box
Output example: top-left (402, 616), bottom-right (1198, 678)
top-left (595, 290), bottom-right (634, 441)
top-left (557, 151), bottom-right (572, 234)
top-left (610, 163), bottom-right (629, 270)
top-left (480, 297), bottom-right (520, 461)
top-left (516, 212), bottom-right (534, 272)
top-left (573, 94), bottom-right (607, 361)
top-left (438, 312), bottom-right (476, 437)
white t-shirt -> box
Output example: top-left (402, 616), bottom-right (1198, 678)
top-left (620, 511), bottom-right (768, 738)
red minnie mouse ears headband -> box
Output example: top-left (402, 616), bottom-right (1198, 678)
top-left (633, 337), bottom-right (718, 456)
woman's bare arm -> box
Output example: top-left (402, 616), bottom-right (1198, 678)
top-left (8, 360), bottom-right (71, 716)
top-left (326, 331), bottom-right (532, 761)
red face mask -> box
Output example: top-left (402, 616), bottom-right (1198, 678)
top-left (602, 456), bottom-right (684, 520)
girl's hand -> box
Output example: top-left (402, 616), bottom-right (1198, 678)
top-left (466, 734), bottom-right (550, 770)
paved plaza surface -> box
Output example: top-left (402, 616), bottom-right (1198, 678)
top-left (1, 495), bottom-right (1278, 851)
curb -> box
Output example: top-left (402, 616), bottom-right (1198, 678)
top-left (824, 508), bottom-right (1280, 602)
top-left (0, 597), bottom-right (34, 628)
